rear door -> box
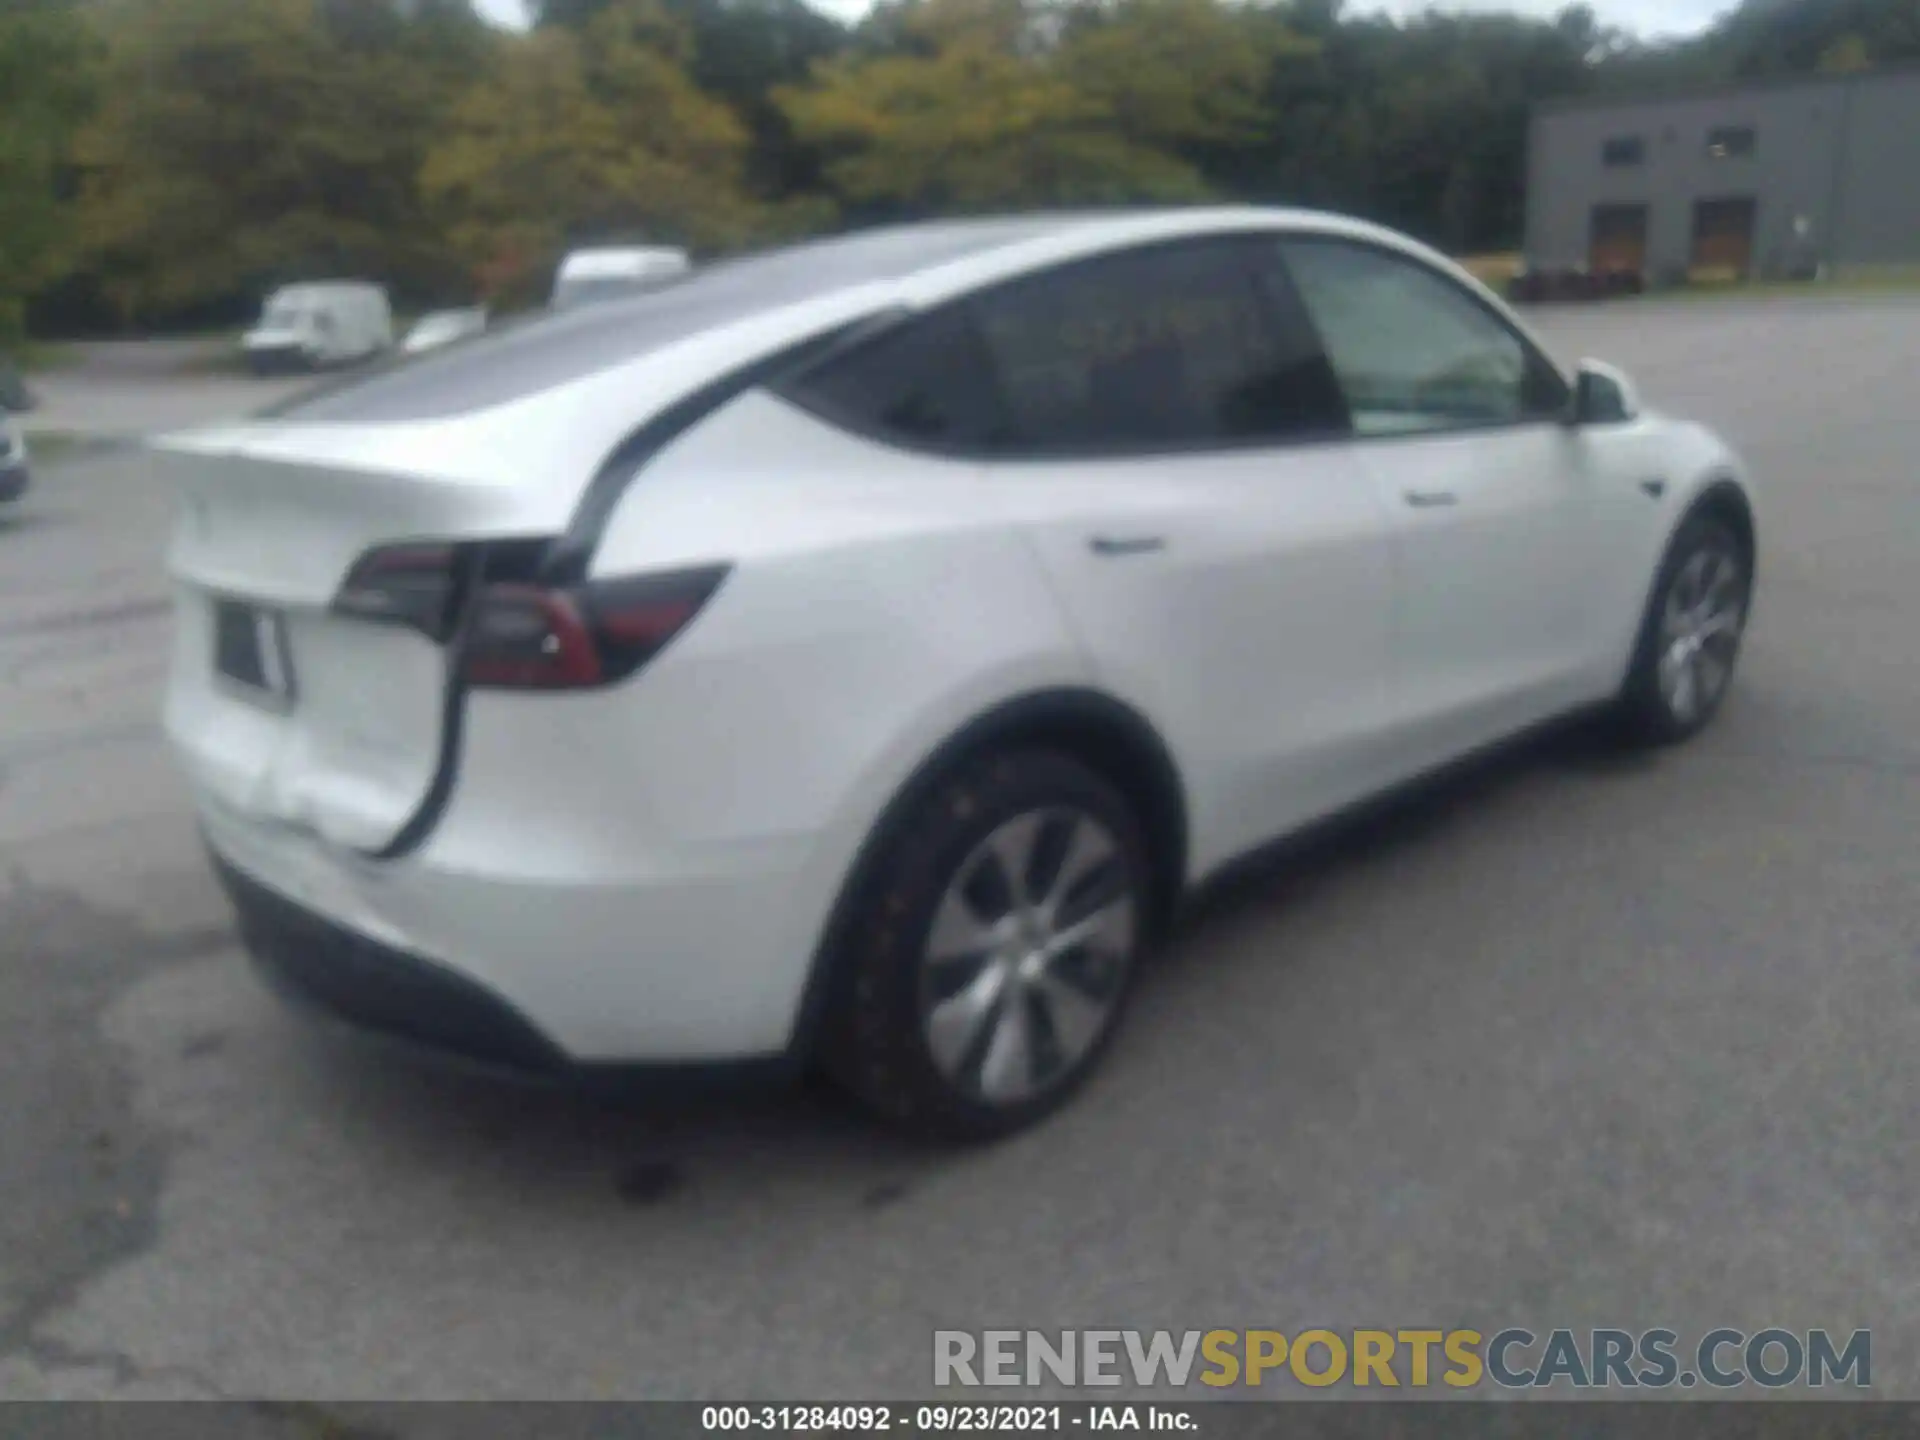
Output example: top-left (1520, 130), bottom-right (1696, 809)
top-left (825, 237), bottom-right (1398, 872)
top-left (1267, 235), bottom-right (1604, 762)
top-left (972, 240), bottom-right (1401, 867)
top-left (778, 237), bottom-right (1398, 871)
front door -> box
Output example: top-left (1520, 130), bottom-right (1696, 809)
top-left (1269, 235), bottom-right (1606, 766)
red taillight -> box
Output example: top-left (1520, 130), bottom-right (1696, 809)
top-left (334, 542), bottom-right (728, 690)
top-left (461, 584), bottom-right (602, 689)
top-left (332, 543), bottom-right (461, 641)
top-left (463, 564), bottom-right (730, 691)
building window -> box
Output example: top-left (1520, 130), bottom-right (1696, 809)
top-left (1602, 136), bottom-right (1646, 167)
top-left (1706, 125), bottom-right (1757, 159)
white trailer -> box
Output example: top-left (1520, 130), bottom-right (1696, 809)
top-left (550, 248), bottom-right (692, 310)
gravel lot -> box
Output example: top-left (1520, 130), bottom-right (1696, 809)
top-left (1, 298), bottom-right (1916, 1405)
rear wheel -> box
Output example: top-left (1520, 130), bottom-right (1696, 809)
top-left (1615, 512), bottom-right (1751, 744)
top-left (825, 749), bottom-right (1151, 1142)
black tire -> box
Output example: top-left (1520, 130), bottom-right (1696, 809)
top-left (823, 748), bottom-right (1153, 1142)
top-left (1614, 510), bottom-right (1752, 746)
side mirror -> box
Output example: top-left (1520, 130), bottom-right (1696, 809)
top-left (1570, 359), bottom-right (1640, 427)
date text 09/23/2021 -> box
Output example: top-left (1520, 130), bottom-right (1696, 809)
top-left (701, 1407), bottom-right (1190, 1433)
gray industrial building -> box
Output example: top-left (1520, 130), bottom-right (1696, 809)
top-left (1525, 66), bottom-right (1920, 285)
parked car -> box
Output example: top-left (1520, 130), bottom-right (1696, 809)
top-left (0, 412), bottom-right (28, 504)
top-left (242, 282), bottom-right (394, 374)
top-left (154, 209), bottom-right (1757, 1140)
top-left (550, 247), bottom-right (691, 310)
top-left (402, 307), bottom-right (489, 356)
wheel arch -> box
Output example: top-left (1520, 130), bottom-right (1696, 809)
top-left (1644, 471), bottom-right (1758, 643)
top-left (1610, 467), bottom-right (1760, 716)
top-left (1688, 472), bottom-right (1758, 588)
top-left (786, 686), bottom-right (1191, 1065)
top-left (1632, 470), bottom-right (1758, 628)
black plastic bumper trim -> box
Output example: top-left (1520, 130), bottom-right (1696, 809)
top-left (211, 850), bottom-right (570, 1076)
top-left (208, 845), bottom-right (800, 1095)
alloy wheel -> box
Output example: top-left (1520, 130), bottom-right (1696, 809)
top-left (918, 807), bottom-right (1138, 1107)
top-left (1656, 543), bottom-right (1747, 725)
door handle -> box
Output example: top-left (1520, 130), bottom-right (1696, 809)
top-left (1088, 535), bottom-right (1167, 557)
top-left (1403, 490), bottom-right (1458, 509)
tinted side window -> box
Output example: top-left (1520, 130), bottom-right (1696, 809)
top-left (1278, 239), bottom-right (1565, 436)
top-left (781, 306), bottom-right (1012, 451)
top-left (968, 240), bottom-right (1350, 454)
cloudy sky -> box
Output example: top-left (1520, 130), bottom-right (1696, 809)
top-left (473, 0), bottom-right (1730, 39)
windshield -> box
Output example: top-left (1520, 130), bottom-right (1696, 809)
top-left (263, 302), bottom-right (308, 329)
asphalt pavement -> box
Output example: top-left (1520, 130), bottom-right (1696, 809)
top-left (0, 297), bottom-right (1916, 1404)
top-left (19, 341), bottom-right (313, 442)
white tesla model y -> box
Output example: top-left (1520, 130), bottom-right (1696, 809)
top-left (157, 209), bottom-right (1756, 1139)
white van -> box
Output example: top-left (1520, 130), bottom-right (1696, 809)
top-left (242, 283), bottom-right (394, 374)
top-left (550, 248), bottom-right (691, 310)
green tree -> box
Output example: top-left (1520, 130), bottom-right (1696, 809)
top-left (421, 0), bottom-right (764, 303)
top-left (541, 0), bottom-right (850, 201)
top-left (0, 0), bottom-right (95, 345)
top-left (776, 0), bottom-right (1298, 219)
top-left (35, 0), bottom-right (1918, 345)
top-left (1058, 0), bottom-right (1301, 154)
top-left (1196, 7), bottom-right (1597, 254)
top-left (671, 0), bottom-right (849, 200)
top-left (1713, 0), bottom-right (1920, 79)
top-left (74, 0), bottom-right (488, 326)
top-left (531, 0), bottom-right (615, 23)
top-left (1818, 32), bottom-right (1873, 72)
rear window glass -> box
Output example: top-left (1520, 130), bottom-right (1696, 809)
top-left (969, 240), bottom-right (1348, 451)
top-left (274, 219), bottom-right (1075, 425)
top-left (782, 237), bottom-right (1353, 456)
top-left (780, 307), bottom-right (1011, 452)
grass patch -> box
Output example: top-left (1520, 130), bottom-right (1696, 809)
top-left (1651, 274), bottom-right (1920, 302)
top-left (12, 340), bottom-right (83, 375)
top-left (20, 431), bottom-right (91, 464)
top-left (1829, 264), bottom-right (1920, 289)
top-left (1645, 265), bottom-right (1920, 302)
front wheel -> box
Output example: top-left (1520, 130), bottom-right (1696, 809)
top-left (824, 749), bottom-right (1152, 1142)
top-left (1614, 512), bottom-right (1751, 744)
